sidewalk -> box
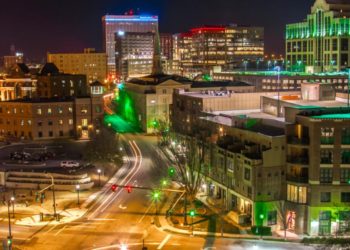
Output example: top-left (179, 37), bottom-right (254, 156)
top-left (157, 214), bottom-right (302, 243)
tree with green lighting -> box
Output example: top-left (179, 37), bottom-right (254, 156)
top-left (116, 88), bottom-right (140, 129)
top-left (153, 119), bottom-right (170, 146)
top-left (83, 127), bottom-right (122, 165)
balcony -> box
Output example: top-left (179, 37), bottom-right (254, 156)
top-left (286, 174), bottom-right (309, 183)
top-left (342, 137), bottom-right (350, 145)
top-left (321, 137), bottom-right (334, 145)
top-left (287, 156), bottom-right (309, 165)
top-left (287, 136), bottom-right (310, 145)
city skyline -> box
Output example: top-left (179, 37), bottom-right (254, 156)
top-left (0, 0), bottom-right (314, 61)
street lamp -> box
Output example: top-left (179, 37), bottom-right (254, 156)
top-left (7, 200), bottom-right (12, 250)
top-left (76, 184), bottom-right (80, 205)
top-left (97, 169), bottom-right (101, 187)
top-left (10, 196), bottom-right (15, 218)
top-left (189, 209), bottom-right (196, 236)
top-left (274, 66), bottom-right (281, 117)
top-left (47, 174), bottom-right (58, 221)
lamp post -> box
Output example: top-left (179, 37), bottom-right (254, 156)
top-left (10, 196), bottom-right (15, 218)
top-left (97, 169), bottom-right (101, 187)
top-left (7, 200), bottom-right (12, 250)
top-left (47, 174), bottom-right (58, 221)
top-left (275, 66), bottom-right (281, 117)
top-left (76, 184), bottom-right (80, 205)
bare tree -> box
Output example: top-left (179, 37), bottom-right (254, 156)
top-left (275, 200), bottom-right (289, 240)
top-left (172, 136), bottom-right (205, 225)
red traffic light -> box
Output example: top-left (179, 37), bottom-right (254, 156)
top-left (126, 185), bottom-right (132, 193)
top-left (111, 184), bottom-right (117, 192)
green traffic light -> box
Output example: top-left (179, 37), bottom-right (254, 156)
top-left (152, 191), bottom-right (160, 201)
top-left (189, 209), bottom-right (196, 217)
top-left (162, 180), bottom-right (168, 186)
top-left (168, 167), bottom-right (175, 177)
top-left (259, 214), bottom-right (264, 220)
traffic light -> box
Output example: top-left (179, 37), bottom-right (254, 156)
top-left (153, 191), bottom-right (160, 200)
top-left (126, 185), bottom-right (132, 193)
top-left (111, 184), bottom-right (117, 192)
top-left (168, 167), bottom-right (175, 177)
top-left (7, 236), bottom-right (12, 247)
top-left (259, 214), bottom-right (264, 220)
top-left (161, 179), bottom-right (168, 186)
top-left (189, 209), bottom-right (196, 217)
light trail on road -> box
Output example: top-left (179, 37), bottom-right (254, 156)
top-left (88, 140), bottom-right (143, 219)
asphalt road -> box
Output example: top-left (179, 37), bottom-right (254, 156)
top-left (0, 135), bottom-right (314, 250)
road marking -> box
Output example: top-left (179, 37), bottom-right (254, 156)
top-left (157, 234), bottom-right (171, 249)
top-left (44, 224), bottom-right (58, 235)
top-left (138, 202), bottom-right (154, 224)
top-left (118, 204), bottom-right (127, 210)
top-left (90, 218), bottom-right (117, 221)
top-left (99, 141), bottom-right (143, 213)
top-left (54, 225), bottom-right (67, 236)
top-left (92, 140), bottom-right (139, 215)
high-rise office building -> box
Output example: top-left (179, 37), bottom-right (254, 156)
top-left (286, 0), bottom-right (350, 73)
top-left (176, 25), bottom-right (264, 77)
top-left (102, 14), bottom-right (158, 79)
top-left (160, 33), bottom-right (174, 60)
top-left (115, 32), bottom-right (154, 79)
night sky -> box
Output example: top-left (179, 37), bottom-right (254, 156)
top-left (0, 0), bottom-right (315, 61)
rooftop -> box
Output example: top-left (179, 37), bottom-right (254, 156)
top-left (190, 81), bottom-right (252, 88)
top-left (128, 74), bottom-right (192, 85)
top-left (2, 96), bottom-right (91, 104)
top-left (201, 110), bottom-right (286, 137)
top-left (214, 70), bottom-right (348, 77)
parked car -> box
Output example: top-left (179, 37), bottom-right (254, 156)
top-left (60, 161), bottom-right (80, 168)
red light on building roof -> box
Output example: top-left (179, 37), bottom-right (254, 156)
top-left (190, 27), bottom-right (226, 33)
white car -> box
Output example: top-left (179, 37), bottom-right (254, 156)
top-left (60, 161), bottom-right (80, 168)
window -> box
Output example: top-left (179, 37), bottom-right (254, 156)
top-left (244, 168), bottom-right (251, 181)
top-left (48, 108), bottom-right (52, 115)
top-left (341, 192), bottom-right (350, 202)
top-left (59, 131), bottom-right (64, 137)
top-left (342, 128), bottom-right (350, 144)
top-left (321, 127), bottom-right (334, 144)
top-left (58, 120), bottom-right (63, 125)
top-left (95, 105), bottom-right (102, 113)
top-left (268, 210), bottom-right (277, 225)
top-left (38, 132), bottom-right (43, 138)
top-left (162, 89), bottom-right (167, 94)
top-left (48, 121), bottom-right (53, 126)
top-left (342, 150), bottom-right (350, 164)
top-left (68, 119), bottom-right (73, 125)
top-left (332, 39), bottom-right (338, 50)
top-left (38, 121), bottom-right (43, 126)
top-left (58, 107), bottom-right (63, 114)
top-left (287, 184), bottom-right (307, 204)
top-left (320, 169), bottom-right (333, 184)
top-left (81, 107), bottom-right (88, 114)
top-left (82, 119), bottom-right (88, 127)
top-left (27, 120), bottom-right (32, 126)
top-left (320, 150), bottom-right (333, 164)
top-left (49, 131), bottom-right (53, 137)
top-left (68, 107), bottom-right (73, 113)
top-left (37, 108), bottom-right (42, 115)
top-left (320, 192), bottom-right (331, 203)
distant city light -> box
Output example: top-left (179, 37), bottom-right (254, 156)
top-left (118, 30), bottom-right (125, 36)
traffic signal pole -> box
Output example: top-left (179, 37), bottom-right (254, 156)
top-left (7, 201), bottom-right (12, 250)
